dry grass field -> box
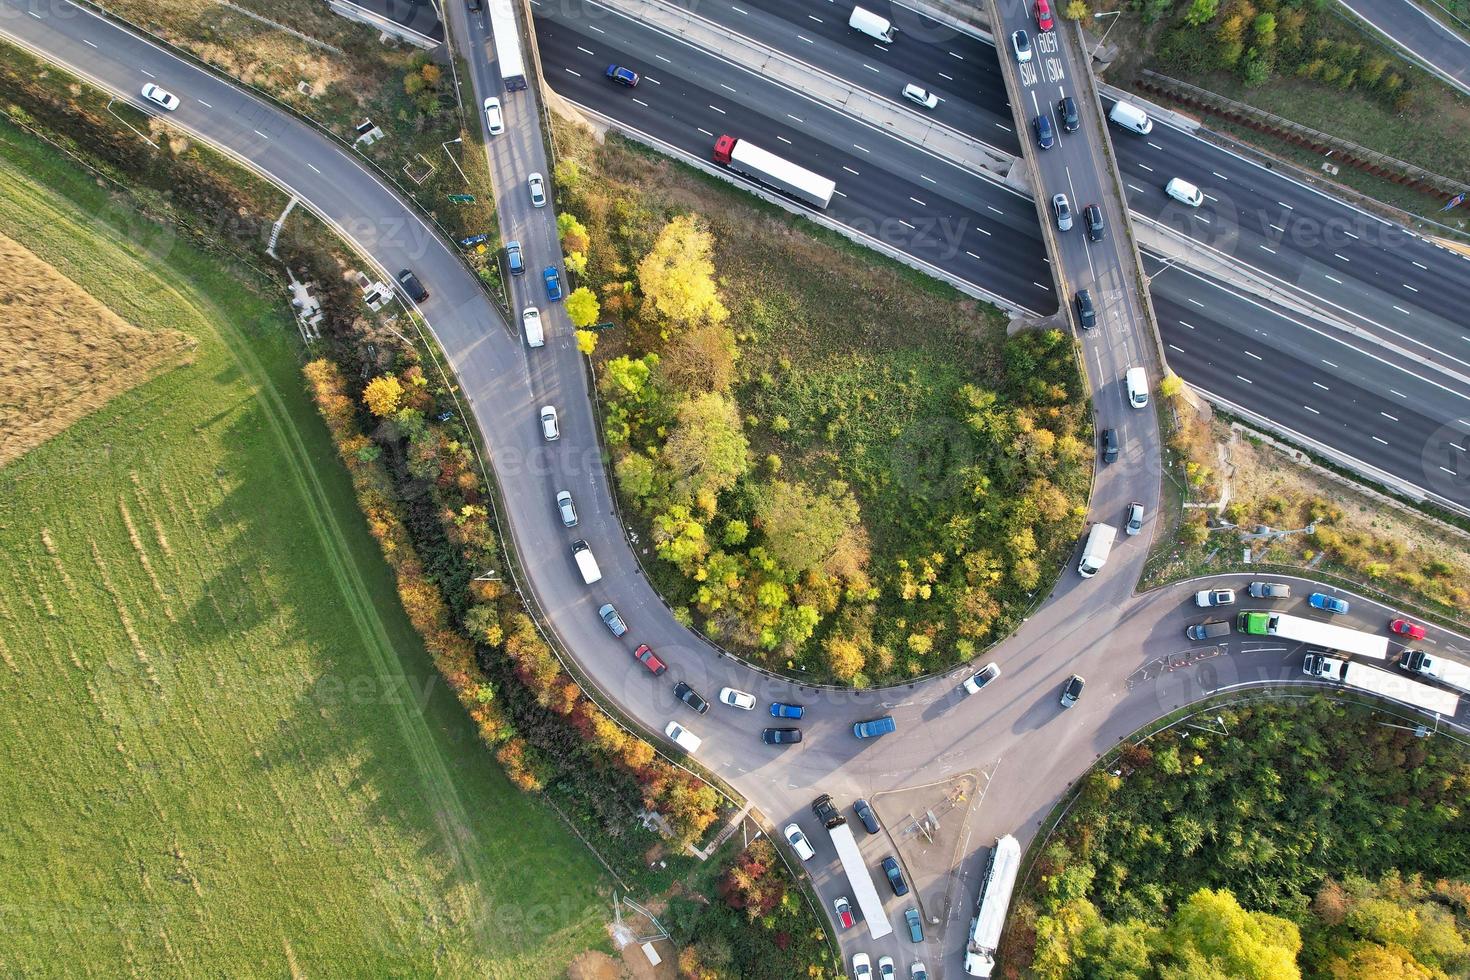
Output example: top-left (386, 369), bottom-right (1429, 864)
top-left (0, 231), bottom-right (196, 466)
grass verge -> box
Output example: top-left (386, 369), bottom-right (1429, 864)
top-left (0, 114), bottom-right (607, 975)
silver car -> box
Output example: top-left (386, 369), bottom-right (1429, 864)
top-left (555, 490), bottom-right (577, 527)
top-left (1125, 501), bottom-right (1144, 535)
top-left (1052, 193), bottom-right (1073, 231)
top-left (1248, 581), bottom-right (1291, 599)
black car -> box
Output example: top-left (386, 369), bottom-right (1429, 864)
top-left (397, 269), bottom-right (428, 302)
top-left (1034, 113), bottom-right (1055, 150)
top-left (811, 793), bottom-right (842, 827)
top-left (673, 681), bottom-right (710, 715)
top-left (854, 798), bottom-right (880, 835)
top-left (1083, 203), bottom-right (1105, 242)
top-left (1075, 288), bottom-right (1096, 330)
top-left (1102, 427), bottom-right (1119, 463)
top-left (1057, 95), bottom-right (1079, 132)
top-left (1187, 619), bottom-right (1232, 641)
top-left (762, 727), bottom-right (802, 744)
top-left (881, 855), bottom-right (910, 896)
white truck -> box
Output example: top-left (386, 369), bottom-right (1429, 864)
top-left (1237, 610), bottom-right (1390, 660)
top-left (964, 835), bottom-right (1021, 977)
top-left (487, 0), bottom-right (527, 91)
top-left (712, 135), bottom-right (836, 209)
top-left (849, 6), bottom-right (896, 42)
top-left (1305, 653), bottom-right (1460, 716)
top-left (1077, 524), bottom-right (1115, 578)
top-left (571, 539), bottom-right (602, 584)
top-left (1399, 649), bottom-right (1470, 695)
top-left (812, 795), bottom-right (892, 940)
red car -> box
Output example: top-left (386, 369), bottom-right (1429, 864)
top-left (833, 896), bottom-right (855, 930)
top-left (1035, 0), bottom-right (1054, 31)
top-left (634, 644), bottom-right (667, 675)
top-left (1391, 619), bottom-right (1427, 641)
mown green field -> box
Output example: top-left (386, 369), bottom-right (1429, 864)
top-left (0, 118), bottom-right (607, 976)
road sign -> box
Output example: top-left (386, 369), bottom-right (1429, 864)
top-left (447, 193), bottom-right (476, 203)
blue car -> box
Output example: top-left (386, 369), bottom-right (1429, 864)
top-left (605, 64), bottom-right (640, 87)
top-left (905, 906), bottom-right (924, 943)
top-left (853, 715), bottom-right (896, 739)
top-left (543, 265), bottom-right (562, 301)
top-left (1309, 592), bottom-right (1349, 615)
top-left (770, 701), bottom-right (804, 719)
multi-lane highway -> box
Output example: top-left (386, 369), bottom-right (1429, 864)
top-left (5, 0), bottom-right (1470, 976)
top-left (531, 0), bottom-right (1470, 510)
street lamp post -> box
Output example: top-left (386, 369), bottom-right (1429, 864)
top-left (1091, 10), bottom-right (1123, 60)
top-left (442, 137), bottom-right (469, 187)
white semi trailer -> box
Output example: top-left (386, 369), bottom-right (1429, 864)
top-left (712, 135), bottom-right (836, 209)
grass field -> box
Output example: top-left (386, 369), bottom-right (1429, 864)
top-left (0, 117), bottom-right (607, 975)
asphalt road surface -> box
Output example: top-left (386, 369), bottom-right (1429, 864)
top-left (3, 2), bottom-right (1468, 976)
top-left (1336, 0), bottom-right (1470, 94)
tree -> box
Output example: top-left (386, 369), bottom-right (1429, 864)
top-left (363, 375), bottom-right (403, 416)
top-left (825, 634), bottom-right (866, 681)
top-left (661, 392), bottom-right (749, 503)
top-left (1185, 0), bottom-right (1220, 25)
top-left (751, 479), bottom-right (866, 577)
top-left (566, 286), bottom-right (600, 327)
top-left (1065, 0), bottom-right (1090, 18)
top-left (1159, 888), bottom-right (1302, 980)
top-left (574, 329), bottom-right (598, 355)
top-left (637, 214), bottom-right (729, 325)
top-left (1159, 373), bottom-right (1184, 398)
top-left (557, 211), bottom-right (590, 254)
top-left (660, 322), bottom-right (737, 393)
top-left (563, 250), bottom-right (587, 276)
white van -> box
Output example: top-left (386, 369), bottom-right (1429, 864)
top-left (1165, 177), bottom-right (1204, 208)
top-left (1108, 101), bottom-right (1153, 135)
top-left (571, 539), bottom-right (602, 584)
top-left (1126, 366), bottom-right (1149, 408)
top-left (849, 6), bottom-right (895, 42)
top-left (1078, 523), bottom-right (1116, 578)
top-left (522, 306), bottom-right (545, 347)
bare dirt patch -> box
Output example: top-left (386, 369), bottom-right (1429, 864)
top-left (0, 231), bottom-right (195, 465)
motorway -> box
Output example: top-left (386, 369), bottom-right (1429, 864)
top-left (1336, 0), bottom-right (1470, 95)
top-left (4, 0), bottom-right (1470, 976)
top-left (532, 0), bottom-right (1470, 511)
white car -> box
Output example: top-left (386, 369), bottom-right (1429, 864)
top-left (1011, 29), bottom-right (1032, 62)
top-left (665, 721), bottom-right (702, 753)
top-left (555, 490), bottom-right (577, 527)
top-left (852, 953), bottom-right (873, 980)
top-left (910, 963), bottom-right (928, 980)
top-left (963, 662), bottom-right (1001, 695)
top-left (521, 306), bottom-right (544, 348)
top-left (140, 83), bottom-right (180, 111)
top-left (878, 956), bottom-right (896, 980)
top-left (784, 822), bottom-right (816, 861)
top-left (539, 405), bottom-right (559, 441)
top-left (528, 171), bottom-right (547, 207)
top-left (901, 83), bottom-right (939, 109)
top-left (483, 96), bottom-right (504, 135)
top-left (1194, 588), bottom-right (1236, 608)
top-left (719, 687), bottom-right (756, 710)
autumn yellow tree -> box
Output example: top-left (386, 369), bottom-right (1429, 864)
top-left (637, 214), bottom-right (728, 325)
top-left (566, 286), bottom-right (600, 328)
top-left (363, 374), bottom-right (403, 416)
